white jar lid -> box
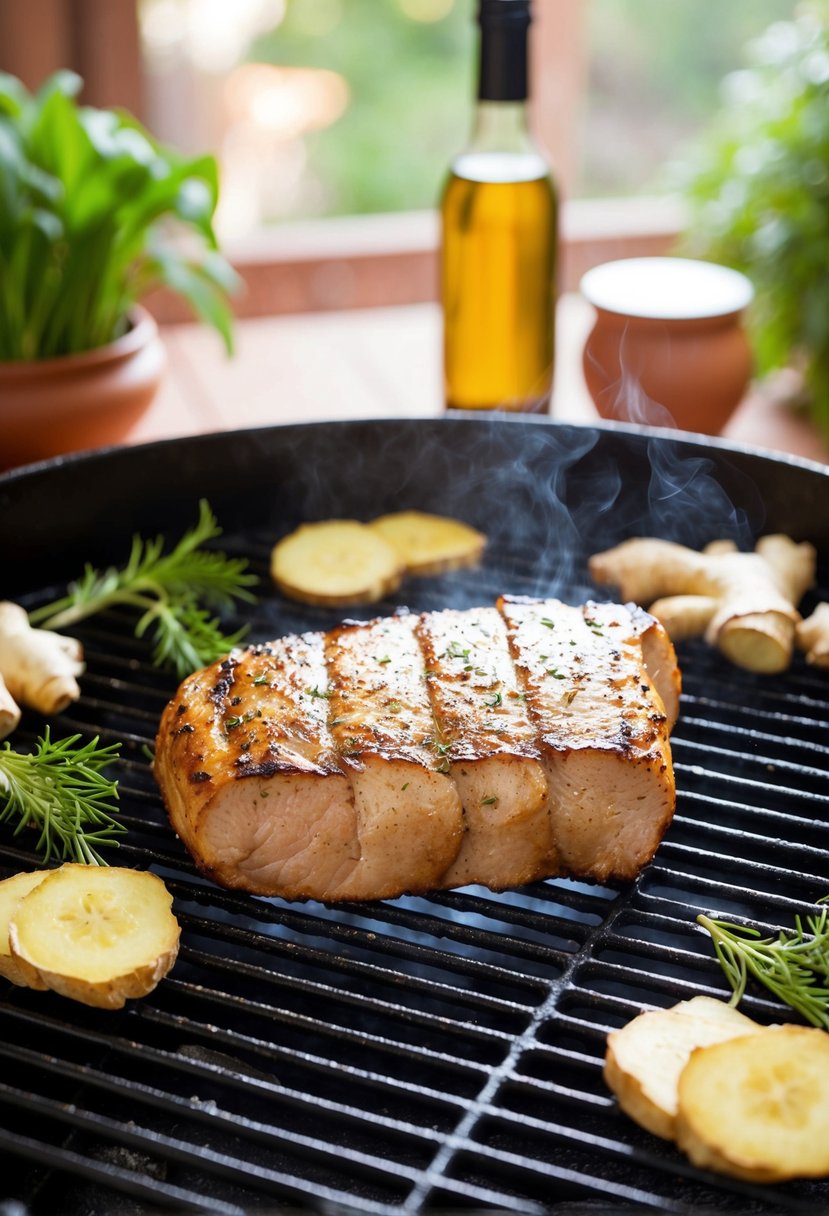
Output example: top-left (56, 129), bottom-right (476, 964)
top-left (580, 257), bottom-right (754, 320)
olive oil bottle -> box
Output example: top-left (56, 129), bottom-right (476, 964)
top-left (441, 0), bottom-right (557, 413)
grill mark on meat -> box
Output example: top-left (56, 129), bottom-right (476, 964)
top-left (209, 655), bottom-right (239, 708)
top-left (155, 598), bottom-right (679, 900)
top-left (323, 614), bottom-right (464, 899)
top-left (415, 607), bottom-right (556, 887)
top-left (155, 632), bottom-right (360, 899)
top-left (497, 596), bottom-right (677, 883)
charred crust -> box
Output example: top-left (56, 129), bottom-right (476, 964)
top-left (210, 656), bottom-right (239, 707)
top-left (190, 771), bottom-right (212, 784)
top-left (238, 758), bottom-right (284, 779)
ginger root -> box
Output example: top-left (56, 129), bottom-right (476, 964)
top-left (589, 534), bottom-right (816, 674)
top-left (0, 674), bottom-right (21, 741)
top-left (0, 602), bottom-right (85, 716)
top-left (796, 602), bottom-right (829, 669)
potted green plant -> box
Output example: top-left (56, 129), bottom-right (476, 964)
top-left (679, 8), bottom-right (829, 442)
top-left (0, 70), bottom-right (239, 467)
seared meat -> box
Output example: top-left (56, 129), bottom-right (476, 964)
top-left (498, 597), bottom-right (678, 882)
top-left (414, 607), bottom-right (554, 888)
top-left (152, 632), bottom-right (358, 899)
top-left (323, 613), bottom-right (463, 900)
top-left (155, 598), bottom-right (680, 901)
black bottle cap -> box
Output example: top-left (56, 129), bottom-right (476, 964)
top-left (477, 0), bottom-right (531, 102)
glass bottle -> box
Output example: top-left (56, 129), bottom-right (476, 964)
top-left (441, 0), bottom-right (558, 414)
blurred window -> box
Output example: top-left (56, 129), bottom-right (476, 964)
top-left (139, 0), bottom-right (798, 242)
top-left (582, 0), bottom-right (801, 198)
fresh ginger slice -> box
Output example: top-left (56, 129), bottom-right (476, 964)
top-left (590, 534), bottom-right (816, 673)
top-left (368, 511), bottom-right (486, 576)
top-left (270, 520), bottom-right (403, 607)
top-left (0, 601), bottom-right (84, 714)
top-left (676, 1026), bottom-right (829, 1182)
top-left (604, 997), bottom-right (761, 1140)
top-left (0, 870), bottom-right (50, 988)
top-left (8, 864), bottom-right (180, 1010)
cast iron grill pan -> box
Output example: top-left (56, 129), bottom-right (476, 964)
top-left (0, 417), bottom-right (827, 1215)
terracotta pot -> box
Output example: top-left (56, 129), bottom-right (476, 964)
top-left (0, 305), bottom-right (166, 469)
top-left (580, 258), bottom-right (754, 436)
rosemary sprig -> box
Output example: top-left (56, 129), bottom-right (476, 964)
top-left (0, 730), bottom-right (124, 866)
top-left (29, 500), bottom-right (257, 678)
top-left (697, 900), bottom-right (829, 1031)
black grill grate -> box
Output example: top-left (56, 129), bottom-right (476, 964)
top-left (1, 419), bottom-right (828, 1215)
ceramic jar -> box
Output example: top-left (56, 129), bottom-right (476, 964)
top-left (0, 306), bottom-right (166, 469)
top-left (580, 257), bottom-right (755, 436)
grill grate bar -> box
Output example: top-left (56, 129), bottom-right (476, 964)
top-left (180, 900), bottom-right (570, 976)
top-left (64, 689), bottom-right (163, 730)
top-left (653, 840), bottom-right (828, 890)
top-left (138, 1003), bottom-right (480, 1116)
top-left (0, 1080), bottom-right (416, 1214)
top-left (166, 879), bottom-right (556, 997)
top-left (675, 791), bottom-right (829, 836)
top-left (673, 763), bottom-right (829, 812)
top-left (0, 1046), bottom-right (433, 1202)
top-left (174, 907), bottom-right (542, 1016)
top-left (172, 946), bottom-right (521, 1050)
top-left (662, 822), bottom-right (829, 869)
top-left (641, 866), bottom-right (825, 920)
top-left (673, 747), bottom-right (829, 792)
top-left (681, 688), bottom-right (829, 723)
top-left (682, 684), bottom-right (828, 715)
top-left (440, 1095), bottom-right (824, 1215)
top-left (155, 971), bottom-right (513, 1077)
top-left (0, 1128), bottom-right (246, 1215)
top-left (0, 999), bottom-right (463, 1145)
top-left (345, 898), bottom-right (585, 966)
top-left (418, 1130), bottom-right (702, 1214)
top-left (677, 717), bottom-right (827, 762)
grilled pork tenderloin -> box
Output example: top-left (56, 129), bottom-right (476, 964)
top-left (154, 598), bottom-right (680, 901)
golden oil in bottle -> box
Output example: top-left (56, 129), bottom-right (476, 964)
top-left (442, 150), bottom-right (556, 412)
top-left (441, 1), bottom-right (558, 413)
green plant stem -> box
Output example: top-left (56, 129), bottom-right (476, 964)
top-left (29, 500), bottom-right (257, 678)
top-left (698, 903), bottom-right (829, 1031)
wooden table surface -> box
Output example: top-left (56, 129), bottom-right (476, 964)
top-left (128, 294), bottom-right (829, 466)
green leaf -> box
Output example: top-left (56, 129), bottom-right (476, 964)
top-left (0, 71), bottom-right (28, 118)
top-left (148, 249), bottom-right (240, 355)
top-left (679, 14), bottom-right (829, 439)
top-left (0, 69), bottom-right (236, 359)
top-left (35, 69), bottom-right (82, 105)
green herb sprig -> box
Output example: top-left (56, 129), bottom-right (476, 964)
top-left (0, 730), bottom-right (123, 865)
top-left (697, 900), bottom-right (829, 1031)
top-left (29, 500), bottom-right (257, 678)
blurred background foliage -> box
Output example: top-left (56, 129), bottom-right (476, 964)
top-left (251, 0), bottom-right (475, 216)
top-left (679, 2), bottom-right (829, 437)
top-left (142, 0), bottom-right (801, 225)
top-left (251, 0), bottom-right (800, 214)
top-left (583, 0), bottom-right (801, 196)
